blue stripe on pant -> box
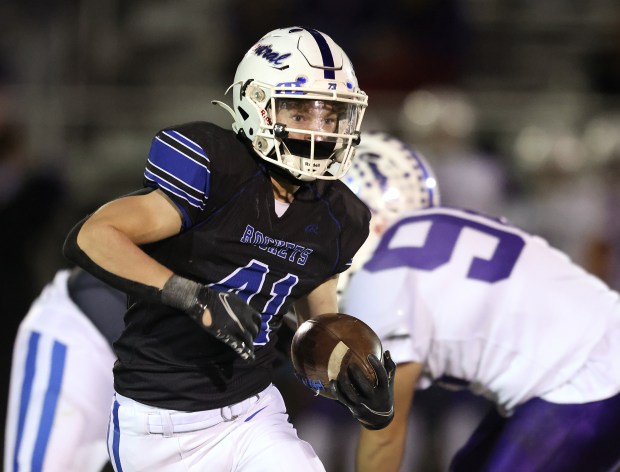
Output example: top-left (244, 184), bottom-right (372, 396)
top-left (110, 399), bottom-right (123, 472)
top-left (13, 332), bottom-right (67, 472)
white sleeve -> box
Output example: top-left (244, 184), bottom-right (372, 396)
top-left (344, 268), bottom-right (431, 367)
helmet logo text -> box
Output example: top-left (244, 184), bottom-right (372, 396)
top-left (253, 44), bottom-right (291, 66)
top-left (260, 108), bottom-right (272, 125)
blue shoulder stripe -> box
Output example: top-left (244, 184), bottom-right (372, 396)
top-left (145, 155), bottom-right (204, 197)
top-left (144, 168), bottom-right (203, 209)
top-left (146, 135), bottom-right (211, 198)
top-left (165, 130), bottom-right (208, 159)
top-left (153, 135), bottom-right (209, 174)
top-left (144, 160), bottom-right (203, 204)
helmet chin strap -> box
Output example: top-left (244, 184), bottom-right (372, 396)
top-left (263, 158), bottom-right (308, 186)
top-left (282, 137), bottom-right (337, 159)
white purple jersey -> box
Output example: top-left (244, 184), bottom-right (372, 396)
top-left (344, 207), bottom-right (620, 415)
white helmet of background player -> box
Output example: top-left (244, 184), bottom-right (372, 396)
top-left (213, 27), bottom-right (368, 182)
top-left (338, 131), bottom-right (440, 296)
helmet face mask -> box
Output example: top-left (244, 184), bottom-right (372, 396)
top-left (224, 27), bottom-right (368, 181)
top-left (270, 97), bottom-right (362, 179)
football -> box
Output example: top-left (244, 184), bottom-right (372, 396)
top-left (291, 312), bottom-right (383, 399)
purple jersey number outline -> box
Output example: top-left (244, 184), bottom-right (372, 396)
top-left (365, 213), bottom-right (525, 283)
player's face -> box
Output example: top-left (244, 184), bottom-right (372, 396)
top-left (275, 100), bottom-right (340, 139)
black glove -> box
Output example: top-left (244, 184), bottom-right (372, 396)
top-left (161, 275), bottom-right (261, 361)
top-left (333, 350), bottom-right (396, 430)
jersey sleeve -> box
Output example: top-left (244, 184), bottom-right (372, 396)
top-left (143, 126), bottom-right (211, 230)
top-left (333, 183), bottom-right (372, 274)
top-left (345, 267), bottom-right (431, 359)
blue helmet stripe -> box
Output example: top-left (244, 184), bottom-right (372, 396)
top-left (304, 28), bottom-right (336, 79)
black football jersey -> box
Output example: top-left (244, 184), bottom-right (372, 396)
top-left (113, 122), bottom-right (370, 410)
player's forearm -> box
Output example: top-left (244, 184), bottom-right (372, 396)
top-left (356, 427), bottom-right (405, 472)
top-left (64, 214), bottom-right (218, 327)
top-left (77, 219), bottom-right (172, 289)
top-left (63, 214), bottom-right (172, 306)
top-left (294, 275), bottom-right (339, 323)
top-left (356, 437), bottom-right (403, 472)
top-left (63, 190), bottom-right (185, 298)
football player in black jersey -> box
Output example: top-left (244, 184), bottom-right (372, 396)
top-left (63, 27), bottom-right (394, 472)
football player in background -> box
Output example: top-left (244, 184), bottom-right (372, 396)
top-left (63, 27), bottom-right (394, 472)
top-left (341, 131), bottom-right (620, 472)
top-left (4, 267), bottom-right (125, 472)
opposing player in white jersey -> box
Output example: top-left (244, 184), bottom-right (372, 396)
top-left (341, 132), bottom-right (620, 472)
top-left (4, 267), bottom-right (126, 472)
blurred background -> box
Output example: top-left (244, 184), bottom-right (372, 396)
top-left (1, 0), bottom-right (620, 470)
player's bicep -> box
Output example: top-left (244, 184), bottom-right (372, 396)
top-left (293, 274), bottom-right (339, 324)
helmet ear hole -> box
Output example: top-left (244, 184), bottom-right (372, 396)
top-left (240, 79), bottom-right (253, 100)
top-left (237, 107), bottom-right (249, 121)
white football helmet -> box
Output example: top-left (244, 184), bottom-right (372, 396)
top-left (213, 27), bottom-right (368, 181)
top-left (338, 131), bottom-right (441, 298)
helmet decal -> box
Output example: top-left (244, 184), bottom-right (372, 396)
top-left (304, 28), bottom-right (336, 79)
top-left (252, 44), bottom-right (291, 67)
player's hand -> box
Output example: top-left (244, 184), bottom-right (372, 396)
top-left (161, 275), bottom-right (261, 361)
top-left (333, 350), bottom-right (396, 430)
top-left (197, 285), bottom-right (261, 361)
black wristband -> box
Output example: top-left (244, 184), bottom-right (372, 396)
top-left (161, 274), bottom-right (210, 322)
top-left (162, 275), bottom-right (259, 361)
